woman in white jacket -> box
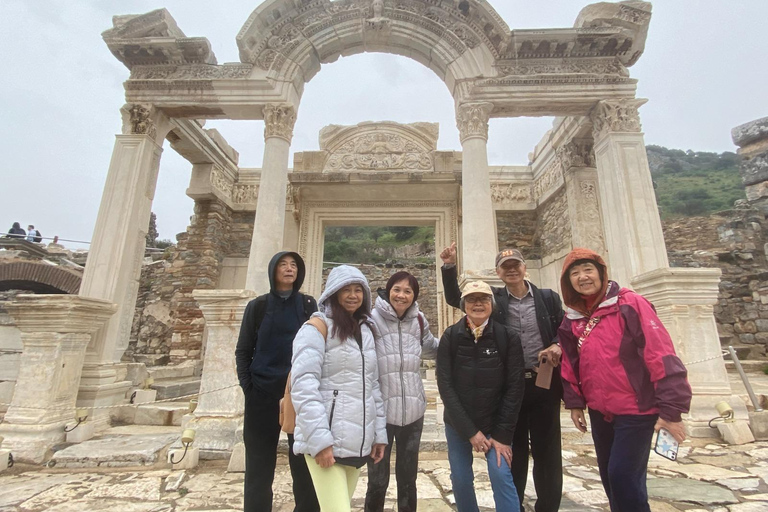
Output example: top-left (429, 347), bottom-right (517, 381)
top-left (365, 271), bottom-right (439, 512)
top-left (291, 265), bottom-right (388, 512)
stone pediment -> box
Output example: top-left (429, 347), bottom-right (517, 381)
top-left (318, 121), bottom-right (438, 172)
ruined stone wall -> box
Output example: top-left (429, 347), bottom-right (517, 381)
top-left (535, 189), bottom-right (572, 259)
top-left (126, 258), bottom-right (173, 365)
top-left (496, 211), bottom-right (539, 260)
top-left (321, 262), bottom-right (439, 330)
top-left (662, 208), bottom-right (768, 358)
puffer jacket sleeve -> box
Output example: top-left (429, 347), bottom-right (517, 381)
top-left (436, 327), bottom-right (478, 439)
top-left (559, 319), bottom-right (587, 410)
top-left (493, 326), bottom-right (525, 444)
top-left (625, 293), bottom-right (692, 422)
top-left (419, 313), bottom-right (440, 360)
top-left (291, 320), bottom-right (334, 457)
top-left (440, 265), bottom-right (462, 309)
top-left (368, 323), bottom-right (388, 445)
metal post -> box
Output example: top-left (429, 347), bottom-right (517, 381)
top-left (729, 345), bottom-right (764, 412)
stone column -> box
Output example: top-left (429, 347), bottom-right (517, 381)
top-left (245, 104), bottom-right (296, 293)
top-left (732, 116), bottom-right (768, 213)
top-left (182, 289), bottom-right (254, 458)
top-left (456, 102), bottom-right (497, 274)
top-left (632, 268), bottom-right (748, 437)
top-left (77, 104), bottom-right (171, 428)
top-left (0, 296), bottom-right (115, 463)
top-left (558, 140), bottom-right (607, 255)
top-left (591, 99), bottom-right (668, 286)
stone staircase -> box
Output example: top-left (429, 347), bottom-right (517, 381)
top-left (126, 362), bottom-right (202, 427)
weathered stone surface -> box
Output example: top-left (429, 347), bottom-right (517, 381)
top-left (732, 116), bottom-right (768, 147)
top-left (51, 433), bottom-right (178, 467)
top-left (749, 411), bottom-right (768, 440)
top-left (740, 154), bottom-right (768, 187)
top-left (227, 442), bottom-right (245, 472)
top-left (647, 478), bottom-right (738, 505)
top-left (718, 421), bottom-right (756, 445)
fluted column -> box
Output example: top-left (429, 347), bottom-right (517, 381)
top-left (245, 104), bottom-right (296, 293)
top-left (77, 104), bottom-right (171, 428)
top-left (591, 99), bottom-right (668, 286)
top-left (558, 139), bottom-right (607, 255)
top-left (456, 102), bottom-right (497, 273)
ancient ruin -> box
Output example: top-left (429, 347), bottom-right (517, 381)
top-left (0, 0), bottom-right (761, 463)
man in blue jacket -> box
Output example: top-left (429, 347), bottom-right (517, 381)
top-left (235, 251), bottom-right (319, 512)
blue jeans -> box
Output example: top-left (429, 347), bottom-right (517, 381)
top-left (445, 423), bottom-right (520, 512)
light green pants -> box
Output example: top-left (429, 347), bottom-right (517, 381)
top-left (304, 454), bottom-right (361, 512)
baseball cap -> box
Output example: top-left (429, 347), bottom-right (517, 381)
top-left (495, 248), bottom-right (525, 268)
top-left (460, 280), bottom-right (494, 299)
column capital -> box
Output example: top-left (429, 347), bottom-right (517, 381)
top-left (263, 104), bottom-right (296, 143)
top-left (456, 102), bottom-right (494, 143)
top-left (590, 98), bottom-right (647, 141)
top-left (120, 103), bottom-right (171, 144)
top-left (556, 139), bottom-right (595, 172)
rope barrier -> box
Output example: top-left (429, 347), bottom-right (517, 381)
top-left (682, 350), bottom-right (729, 367)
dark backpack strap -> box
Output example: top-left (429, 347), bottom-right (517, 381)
top-left (302, 294), bottom-right (318, 321)
top-left (416, 312), bottom-right (425, 346)
top-left (254, 296), bottom-right (268, 330)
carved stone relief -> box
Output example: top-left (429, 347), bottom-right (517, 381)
top-left (325, 133), bottom-right (432, 171)
top-left (126, 104), bottom-right (157, 140)
top-left (576, 179), bottom-right (606, 252)
top-left (496, 59), bottom-right (628, 77)
top-left (456, 103), bottom-right (493, 143)
top-left (130, 64), bottom-right (253, 80)
top-left (232, 184), bottom-right (258, 204)
top-left (556, 140), bottom-right (595, 170)
top-left (210, 166), bottom-right (234, 198)
top-left (591, 99), bottom-right (646, 140)
top-left (533, 159), bottom-right (564, 201)
top-left (263, 104), bottom-right (296, 142)
top-left (490, 183), bottom-right (532, 204)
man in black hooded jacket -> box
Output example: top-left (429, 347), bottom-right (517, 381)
top-left (235, 251), bottom-right (319, 512)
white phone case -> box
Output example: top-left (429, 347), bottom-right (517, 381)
top-left (654, 428), bottom-right (679, 461)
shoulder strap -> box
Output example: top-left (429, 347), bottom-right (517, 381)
top-left (306, 316), bottom-right (328, 341)
top-left (253, 296), bottom-right (268, 330)
top-left (416, 312), bottom-right (425, 346)
top-left (301, 294), bottom-right (318, 320)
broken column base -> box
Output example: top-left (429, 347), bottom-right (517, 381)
top-left (168, 446), bottom-right (199, 470)
top-left (717, 421), bottom-right (755, 445)
top-left (749, 411), bottom-right (768, 441)
top-left (65, 422), bottom-right (95, 444)
top-left (227, 442), bottom-right (245, 472)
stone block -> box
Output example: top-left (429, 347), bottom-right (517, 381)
top-left (227, 442), bottom-right (245, 472)
top-left (749, 411), bottom-right (768, 441)
top-left (132, 389), bottom-right (157, 405)
top-left (741, 154), bottom-right (768, 187)
top-left (164, 470), bottom-right (186, 492)
top-left (124, 363), bottom-right (149, 386)
top-left (732, 116), bottom-right (768, 148)
top-left (0, 450), bottom-right (10, 471)
top-left (65, 422), bottom-right (95, 444)
top-left (134, 403), bottom-right (188, 426)
top-left (717, 421), bottom-right (755, 445)
top-left (168, 446), bottom-right (199, 470)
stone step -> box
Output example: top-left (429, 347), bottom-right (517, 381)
top-left (50, 426), bottom-right (179, 468)
top-left (726, 359), bottom-right (768, 374)
top-left (134, 402), bottom-right (189, 426)
top-left (150, 376), bottom-right (201, 400)
top-left (147, 361), bottom-right (202, 381)
top-left (723, 345), bottom-right (756, 361)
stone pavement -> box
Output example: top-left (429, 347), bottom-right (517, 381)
top-left (1, 369), bottom-right (768, 511)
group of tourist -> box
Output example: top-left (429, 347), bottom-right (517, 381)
top-left (235, 242), bottom-right (692, 512)
top-left (4, 222), bottom-right (42, 243)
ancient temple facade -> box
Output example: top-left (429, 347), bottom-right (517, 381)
top-left (0, 0), bottom-right (745, 462)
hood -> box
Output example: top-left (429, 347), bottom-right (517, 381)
top-left (560, 247), bottom-right (610, 316)
top-left (318, 265), bottom-right (371, 315)
top-left (374, 291), bottom-right (419, 320)
top-left (267, 251), bottom-right (306, 294)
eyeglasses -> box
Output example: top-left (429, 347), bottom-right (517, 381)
top-left (465, 296), bottom-right (492, 304)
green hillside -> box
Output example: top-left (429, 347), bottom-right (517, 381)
top-left (646, 146), bottom-right (744, 218)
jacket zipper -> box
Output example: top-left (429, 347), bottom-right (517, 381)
top-left (399, 321), bottom-right (406, 426)
top-left (329, 389), bottom-right (339, 431)
top-left (359, 336), bottom-right (366, 457)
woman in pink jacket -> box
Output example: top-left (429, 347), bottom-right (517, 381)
top-left (559, 248), bottom-right (691, 512)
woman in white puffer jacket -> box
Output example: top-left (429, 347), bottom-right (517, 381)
top-left (364, 271), bottom-right (439, 512)
top-left (292, 265), bottom-right (388, 512)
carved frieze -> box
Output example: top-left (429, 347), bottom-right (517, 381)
top-left (456, 103), bottom-right (493, 143)
top-left (533, 159), bottom-right (564, 201)
top-left (210, 166), bottom-right (234, 198)
top-left (496, 59), bottom-right (628, 77)
top-left (263, 104), bottom-right (297, 142)
top-left (556, 140), bottom-right (595, 170)
top-left (232, 184), bottom-right (258, 204)
top-left (591, 99), bottom-right (647, 140)
top-left (490, 183), bottom-right (532, 204)
top-left (126, 104), bottom-right (157, 140)
top-left (618, 4), bottom-right (652, 25)
top-left (576, 179), bottom-right (606, 252)
top-left (130, 64), bottom-right (253, 80)
top-left (325, 133), bottom-right (432, 171)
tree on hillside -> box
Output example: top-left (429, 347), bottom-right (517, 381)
top-left (670, 188), bottom-right (713, 215)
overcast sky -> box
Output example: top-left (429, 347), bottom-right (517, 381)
top-left (1, 1), bottom-right (766, 246)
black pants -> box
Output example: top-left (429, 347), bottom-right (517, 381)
top-left (364, 416), bottom-right (424, 512)
top-left (511, 377), bottom-right (562, 512)
top-left (590, 410), bottom-right (657, 512)
top-left (243, 387), bottom-right (319, 512)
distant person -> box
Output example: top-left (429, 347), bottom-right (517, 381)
top-left (26, 225), bottom-right (42, 243)
top-left (6, 222), bottom-right (25, 239)
top-left (559, 248), bottom-right (692, 512)
top-left (235, 251), bottom-right (320, 512)
top-left (365, 271), bottom-right (440, 512)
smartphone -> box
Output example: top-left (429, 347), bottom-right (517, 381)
top-left (654, 428), bottom-right (679, 461)
top-left (535, 357), bottom-right (553, 390)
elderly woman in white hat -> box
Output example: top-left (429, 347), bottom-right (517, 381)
top-left (436, 280), bottom-right (526, 512)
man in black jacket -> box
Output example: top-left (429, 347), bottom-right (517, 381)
top-left (234, 251), bottom-right (319, 512)
top-left (440, 243), bottom-right (565, 512)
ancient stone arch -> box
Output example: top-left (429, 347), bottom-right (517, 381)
top-left (0, 262), bottom-right (82, 294)
top-left (1, 1), bottom-right (744, 463)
